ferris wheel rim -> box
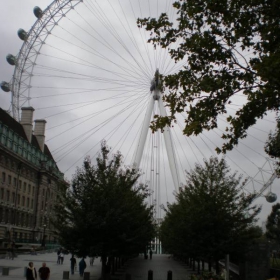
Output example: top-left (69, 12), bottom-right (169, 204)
top-left (10, 0), bottom-right (82, 121)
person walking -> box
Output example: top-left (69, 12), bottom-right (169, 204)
top-left (149, 250), bottom-right (153, 260)
top-left (59, 252), bottom-right (64, 264)
top-left (38, 263), bottom-right (50, 280)
top-left (70, 255), bottom-right (77, 275)
top-left (79, 258), bottom-right (87, 277)
top-left (11, 241), bottom-right (15, 260)
top-left (57, 248), bottom-right (61, 264)
top-left (26, 262), bottom-right (37, 280)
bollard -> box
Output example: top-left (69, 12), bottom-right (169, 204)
top-left (2, 267), bottom-right (9, 276)
top-left (62, 271), bottom-right (69, 279)
top-left (125, 273), bottom-right (131, 280)
top-left (167, 270), bottom-right (172, 280)
top-left (84, 272), bottom-right (90, 280)
top-left (148, 270), bottom-right (153, 280)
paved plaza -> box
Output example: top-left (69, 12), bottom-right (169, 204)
top-left (0, 252), bottom-right (193, 280)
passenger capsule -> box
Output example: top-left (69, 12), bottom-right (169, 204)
top-left (1, 81), bottom-right (11, 92)
top-left (266, 192), bottom-right (277, 203)
top-left (33, 6), bottom-right (43, 19)
top-left (17, 29), bottom-right (28, 41)
top-left (6, 54), bottom-right (16, 66)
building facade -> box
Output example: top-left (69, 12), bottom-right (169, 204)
top-left (0, 107), bottom-right (64, 247)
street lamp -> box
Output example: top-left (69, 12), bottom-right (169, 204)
top-left (41, 224), bottom-right (46, 249)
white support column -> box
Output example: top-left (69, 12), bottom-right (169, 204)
top-left (158, 96), bottom-right (180, 192)
top-left (133, 94), bottom-right (155, 169)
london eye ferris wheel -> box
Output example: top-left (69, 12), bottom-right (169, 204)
top-left (1, 0), bottom-right (279, 220)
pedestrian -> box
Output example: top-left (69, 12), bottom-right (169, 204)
top-left (11, 241), bottom-right (15, 260)
top-left (57, 248), bottom-right (61, 264)
top-left (70, 255), bottom-right (77, 275)
top-left (38, 263), bottom-right (50, 280)
top-left (26, 262), bottom-right (37, 280)
top-left (149, 250), bottom-right (153, 260)
top-left (79, 257), bottom-right (87, 277)
top-left (59, 252), bottom-right (64, 264)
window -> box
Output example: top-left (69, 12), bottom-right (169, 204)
top-left (17, 194), bottom-right (20, 205)
top-left (23, 182), bottom-right (26, 192)
top-left (8, 175), bottom-right (11, 185)
top-left (13, 177), bottom-right (17, 187)
top-left (31, 199), bottom-right (33, 209)
top-left (2, 172), bottom-right (6, 183)
top-left (19, 180), bottom-right (22, 190)
top-left (28, 184), bottom-right (31, 194)
top-left (6, 191), bottom-right (10, 202)
top-left (22, 196), bottom-right (25, 207)
top-left (32, 186), bottom-right (34, 195)
top-left (27, 198), bottom-right (30, 208)
top-left (12, 192), bottom-right (15, 203)
top-left (1, 188), bottom-right (4, 199)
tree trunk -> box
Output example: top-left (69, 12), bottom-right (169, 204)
top-left (111, 257), bottom-right (115, 275)
top-left (192, 258), bottom-right (195, 271)
top-left (215, 259), bottom-right (220, 275)
top-left (101, 255), bottom-right (107, 280)
top-left (197, 259), bottom-right (200, 274)
top-left (208, 258), bottom-right (212, 272)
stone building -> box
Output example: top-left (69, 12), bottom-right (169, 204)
top-left (0, 107), bottom-right (64, 247)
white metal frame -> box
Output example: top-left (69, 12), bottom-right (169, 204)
top-left (133, 71), bottom-right (180, 192)
top-left (10, 0), bottom-right (82, 120)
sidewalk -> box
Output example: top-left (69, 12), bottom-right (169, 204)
top-left (0, 253), bottom-right (193, 280)
top-left (0, 252), bottom-right (102, 280)
top-left (116, 254), bottom-right (193, 280)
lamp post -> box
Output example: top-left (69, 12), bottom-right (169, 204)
top-left (42, 224), bottom-right (46, 250)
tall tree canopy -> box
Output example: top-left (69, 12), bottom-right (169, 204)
top-left (265, 118), bottom-right (280, 174)
top-left (160, 157), bottom-right (261, 261)
top-left (266, 203), bottom-right (280, 244)
top-left (138, 0), bottom-right (280, 153)
top-left (53, 142), bottom-right (155, 260)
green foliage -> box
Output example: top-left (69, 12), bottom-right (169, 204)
top-left (265, 118), bottom-right (280, 174)
top-left (53, 141), bottom-right (155, 257)
top-left (160, 157), bottom-right (261, 261)
top-left (138, 0), bottom-right (280, 153)
top-left (266, 203), bottom-right (280, 244)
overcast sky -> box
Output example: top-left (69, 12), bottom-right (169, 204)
top-left (0, 0), bottom-right (279, 225)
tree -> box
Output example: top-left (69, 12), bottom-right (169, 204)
top-left (266, 203), bottom-right (280, 244)
top-left (138, 0), bottom-right (280, 153)
top-left (160, 157), bottom-right (261, 265)
top-left (265, 118), bottom-right (280, 175)
top-left (53, 142), bottom-right (155, 277)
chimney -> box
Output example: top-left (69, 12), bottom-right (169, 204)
top-left (20, 107), bottom-right (34, 143)
top-left (34, 119), bottom-right (47, 152)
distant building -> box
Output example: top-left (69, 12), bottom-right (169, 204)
top-left (0, 107), bottom-right (64, 247)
